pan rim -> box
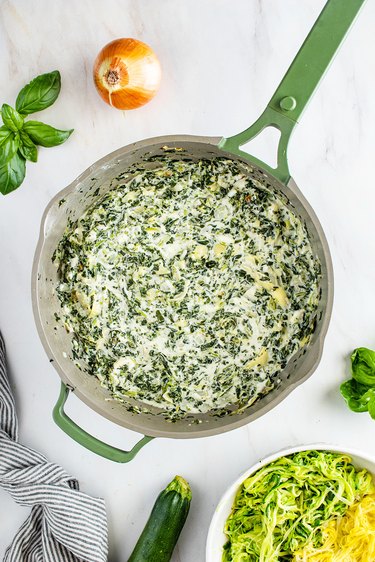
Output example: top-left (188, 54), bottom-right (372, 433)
top-left (32, 134), bottom-right (334, 439)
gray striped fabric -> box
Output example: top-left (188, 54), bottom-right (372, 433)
top-left (0, 332), bottom-right (109, 562)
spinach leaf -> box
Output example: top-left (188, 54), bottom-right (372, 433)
top-left (1, 104), bottom-right (24, 131)
top-left (18, 130), bottom-right (38, 162)
top-left (23, 121), bottom-right (73, 147)
top-left (0, 127), bottom-right (19, 161)
top-left (0, 152), bottom-right (26, 195)
top-left (340, 379), bottom-right (371, 412)
top-left (368, 396), bottom-right (375, 420)
top-left (351, 347), bottom-right (375, 386)
top-left (341, 347), bottom-right (375, 420)
top-left (15, 70), bottom-right (61, 115)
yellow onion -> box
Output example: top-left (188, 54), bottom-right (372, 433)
top-left (93, 38), bottom-right (161, 110)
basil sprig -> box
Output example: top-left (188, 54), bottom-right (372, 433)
top-left (0, 71), bottom-right (73, 195)
top-left (340, 347), bottom-right (375, 419)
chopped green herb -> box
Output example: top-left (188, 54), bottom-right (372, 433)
top-left (54, 158), bottom-right (320, 419)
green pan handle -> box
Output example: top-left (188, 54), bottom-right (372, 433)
top-left (53, 383), bottom-right (154, 463)
top-left (220, 0), bottom-right (366, 183)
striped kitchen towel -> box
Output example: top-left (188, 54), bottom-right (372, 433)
top-left (0, 331), bottom-right (109, 562)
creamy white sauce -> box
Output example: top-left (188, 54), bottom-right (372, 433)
top-left (55, 158), bottom-right (321, 418)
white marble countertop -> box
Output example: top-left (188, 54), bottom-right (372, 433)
top-left (1, 0), bottom-right (375, 560)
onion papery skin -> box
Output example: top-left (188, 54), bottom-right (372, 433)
top-left (93, 38), bottom-right (161, 110)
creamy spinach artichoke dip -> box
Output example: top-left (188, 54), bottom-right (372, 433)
top-left (54, 158), bottom-right (320, 419)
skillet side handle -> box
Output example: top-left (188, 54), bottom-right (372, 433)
top-left (220, 0), bottom-right (367, 183)
top-left (53, 383), bottom-right (154, 463)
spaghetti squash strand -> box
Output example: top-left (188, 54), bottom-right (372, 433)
top-left (223, 451), bottom-right (374, 562)
top-left (293, 492), bottom-right (375, 561)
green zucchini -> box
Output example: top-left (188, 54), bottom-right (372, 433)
top-left (128, 475), bottom-right (192, 562)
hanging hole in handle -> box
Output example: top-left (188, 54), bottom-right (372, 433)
top-left (239, 126), bottom-right (281, 170)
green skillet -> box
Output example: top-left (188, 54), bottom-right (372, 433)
top-left (33, 0), bottom-right (365, 462)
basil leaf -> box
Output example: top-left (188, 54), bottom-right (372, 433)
top-left (0, 125), bottom-right (11, 146)
top-left (351, 347), bottom-right (375, 386)
top-left (0, 151), bottom-right (26, 195)
top-left (19, 130), bottom-right (38, 163)
top-left (15, 70), bottom-right (61, 115)
top-left (1, 104), bottom-right (24, 131)
top-left (23, 120), bottom-right (73, 147)
top-left (0, 129), bottom-right (19, 162)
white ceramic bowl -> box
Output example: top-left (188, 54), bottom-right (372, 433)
top-left (206, 443), bottom-right (375, 562)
